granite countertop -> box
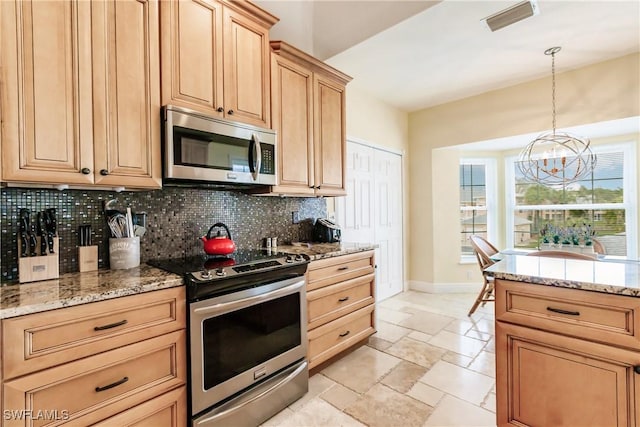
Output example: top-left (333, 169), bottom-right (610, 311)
top-left (485, 254), bottom-right (640, 297)
top-left (0, 265), bottom-right (183, 319)
top-left (275, 242), bottom-right (377, 260)
top-left (0, 243), bottom-right (375, 320)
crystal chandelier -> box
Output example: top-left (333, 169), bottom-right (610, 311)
top-left (518, 47), bottom-right (596, 185)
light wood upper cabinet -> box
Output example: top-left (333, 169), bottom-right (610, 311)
top-left (0, 0), bottom-right (161, 189)
top-left (160, 0), bottom-right (277, 128)
top-left (270, 53), bottom-right (315, 195)
top-left (314, 74), bottom-right (347, 196)
top-left (268, 41), bottom-right (351, 197)
top-left (0, 0), bottom-right (94, 185)
top-left (92, 0), bottom-right (161, 188)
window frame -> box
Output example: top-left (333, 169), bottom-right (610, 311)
top-left (504, 142), bottom-right (637, 258)
top-left (459, 158), bottom-right (498, 262)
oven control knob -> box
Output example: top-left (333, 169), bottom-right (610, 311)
top-left (200, 270), bottom-right (212, 280)
top-left (285, 255), bottom-right (294, 263)
top-left (215, 268), bottom-right (226, 277)
top-left (295, 254), bottom-right (304, 262)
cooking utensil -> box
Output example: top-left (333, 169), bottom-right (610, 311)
top-left (45, 208), bottom-right (57, 253)
top-left (19, 208), bottom-right (29, 257)
top-left (108, 214), bottom-right (128, 238)
top-left (78, 225), bottom-right (92, 246)
top-left (37, 211), bottom-right (47, 255)
top-left (201, 223), bottom-right (236, 256)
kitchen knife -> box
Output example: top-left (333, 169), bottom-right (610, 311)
top-left (28, 217), bottom-right (37, 256)
top-left (46, 208), bottom-right (57, 253)
top-left (19, 208), bottom-right (29, 257)
top-left (38, 211), bottom-right (47, 255)
top-left (78, 225), bottom-right (85, 246)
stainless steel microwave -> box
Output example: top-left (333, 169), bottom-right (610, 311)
top-left (162, 105), bottom-right (276, 187)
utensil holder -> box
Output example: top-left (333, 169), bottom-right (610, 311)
top-left (78, 245), bottom-right (99, 272)
top-left (108, 237), bottom-right (140, 270)
top-left (18, 237), bottom-right (60, 283)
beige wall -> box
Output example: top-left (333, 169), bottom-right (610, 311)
top-left (409, 53), bottom-right (640, 286)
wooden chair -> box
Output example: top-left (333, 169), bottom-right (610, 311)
top-left (468, 235), bottom-right (499, 316)
top-left (527, 250), bottom-right (596, 260)
top-left (592, 238), bottom-right (606, 255)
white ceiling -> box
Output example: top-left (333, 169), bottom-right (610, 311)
top-left (258, 0), bottom-right (640, 113)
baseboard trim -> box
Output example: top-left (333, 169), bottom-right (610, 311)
top-left (408, 280), bottom-right (482, 293)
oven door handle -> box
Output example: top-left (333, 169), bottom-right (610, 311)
top-left (193, 279), bottom-right (305, 316)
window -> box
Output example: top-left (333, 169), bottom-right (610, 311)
top-left (460, 159), bottom-right (496, 257)
top-left (506, 143), bottom-right (636, 257)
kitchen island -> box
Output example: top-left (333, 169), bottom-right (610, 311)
top-left (485, 255), bottom-right (640, 427)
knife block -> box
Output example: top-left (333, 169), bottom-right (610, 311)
top-left (18, 237), bottom-right (60, 283)
top-left (78, 245), bottom-right (98, 272)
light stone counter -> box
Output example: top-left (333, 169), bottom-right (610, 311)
top-left (485, 254), bottom-right (640, 297)
top-left (275, 242), bottom-right (377, 260)
top-left (0, 265), bottom-right (183, 319)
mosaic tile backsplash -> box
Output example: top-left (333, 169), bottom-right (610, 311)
top-left (0, 187), bottom-right (326, 282)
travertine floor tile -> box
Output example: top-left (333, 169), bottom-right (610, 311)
top-left (272, 398), bottom-right (365, 427)
top-left (407, 330), bottom-right (433, 343)
top-left (367, 335), bottom-right (394, 351)
top-left (419, 360), bottom-right (494, 406)
top-left (321, 345), bottom-right (401, 393)
top-left (288, 373), bottom-right (336, 411)
top-left (398, 310), bottom-right (455, 335)
top-left (428, 329), bottom-right (485, 358)
top-left (407, 381), bottom-right (445, 407)
top-left (482, 391), bottom-right (497, 413)
top-left (444, 319), bottom-right (473, 335)
top-left (376, 306), bottom-right (413, 324)
top-left (345, 383), bottom-right (433, 427)
top-left (424, 395), bottom-right (496, 426)
top-left (441, 351), bottom-right (472, 368)
top-left (372, 320), bottom-right (412, 343)
top-left (385, 337), bottom-right (447, 368)
top-left (380, 360), bottom-right (428, 393)
top-left (321, 383), bottom-right (361, 411)
top-left (468, 350), bottom-right (496, 378)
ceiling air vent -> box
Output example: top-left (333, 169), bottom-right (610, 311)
top-left (483, 0), bottom-right (539, 32)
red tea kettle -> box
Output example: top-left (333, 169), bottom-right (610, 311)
top-left (201, 223), bottom-right (236, 256)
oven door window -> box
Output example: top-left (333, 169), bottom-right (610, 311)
top-left (202, 293), bottom-right (301, 390)
top-left (174, 126), bottom-right (250, 172)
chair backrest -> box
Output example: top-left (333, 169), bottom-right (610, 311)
top-left (469, 235), bottom-right (499, 270)
top-left (592, 238), bottom-right (606, 255)
top-left (527, 250), bottom-right (596, 260)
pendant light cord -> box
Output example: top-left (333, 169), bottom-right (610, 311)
top-left (551, 50), bottom-right (556, 134)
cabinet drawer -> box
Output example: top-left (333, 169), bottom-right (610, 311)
top-left (496, 279), bottom-right (640, 350)
top-left (308, 304), bottom-right (375, 369)
top-left (307, 273), bottom-right (374, 330)
top-left (2, 287), bottom-right (185, 379)
top-left (93, 386), bottom-right (187, 427)
top-left (3, 330), bottom-right (186, 427)
top-left (307, 251), bottom-right (375, 291)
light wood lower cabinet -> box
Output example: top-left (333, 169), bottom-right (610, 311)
top-left (495, 279), bottom-right (640, 427)
top-left (306, 251), bottom-right (376, 369)
top-left (1, 287), bottom-right (187, 427)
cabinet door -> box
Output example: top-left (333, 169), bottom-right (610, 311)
top-left (223, 7), bottom-right (271, 128)
top-left (496, 322), bottom-right (640, 427)
top-left (92, 0), bottom-right (161, 188)
top-left (160, 0), bottom-right (224, 116)
top-left (270, 54), bottom-right (315, 195)
top-left (0, 0), bottom-right (94, 185)
top-left (313, 74), bottom-right (346, 196)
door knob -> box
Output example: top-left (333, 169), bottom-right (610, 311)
top-left (100, 169), bottom-right (109, 176)
top-left (227, 109), bottom-right (234, 115)
top-left (81, 168), bottom-right (91, 175)
top-left (634, 365), bottom-right (640, 374)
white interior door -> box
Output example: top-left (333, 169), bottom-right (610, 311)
top-left (336, 140), bottom-right (404, 301)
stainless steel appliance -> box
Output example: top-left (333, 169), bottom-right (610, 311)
top-left (148, 250), bottom-right (309, 426)
top-left (313, 218), bottom-right (342, 243)
top-left (162, 105), bottom-right (276, 187)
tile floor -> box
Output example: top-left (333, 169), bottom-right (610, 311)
top-left (263, 291), bottom-right (497, 427)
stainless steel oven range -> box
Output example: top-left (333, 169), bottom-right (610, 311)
top-left (148, 250), bottom-right (310, 426)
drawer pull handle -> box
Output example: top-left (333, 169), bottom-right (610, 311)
top-left (634, 365), bottom-right (640, 374)
top-left (94, 319), bottom-right (128, 331)
top-left (95, 376), bottom-right (129, 392)
top-left (339, 330), bottom-right (350, 337)
top-left (338, 296), bottom-right (350, 302)
top-left (546, 307), bottom-right (580, 316)
top-left (337, 266), bottom-right (349, 271)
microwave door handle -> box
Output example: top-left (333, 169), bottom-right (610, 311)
top-left (251, 133), bottom-right (262, 181)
